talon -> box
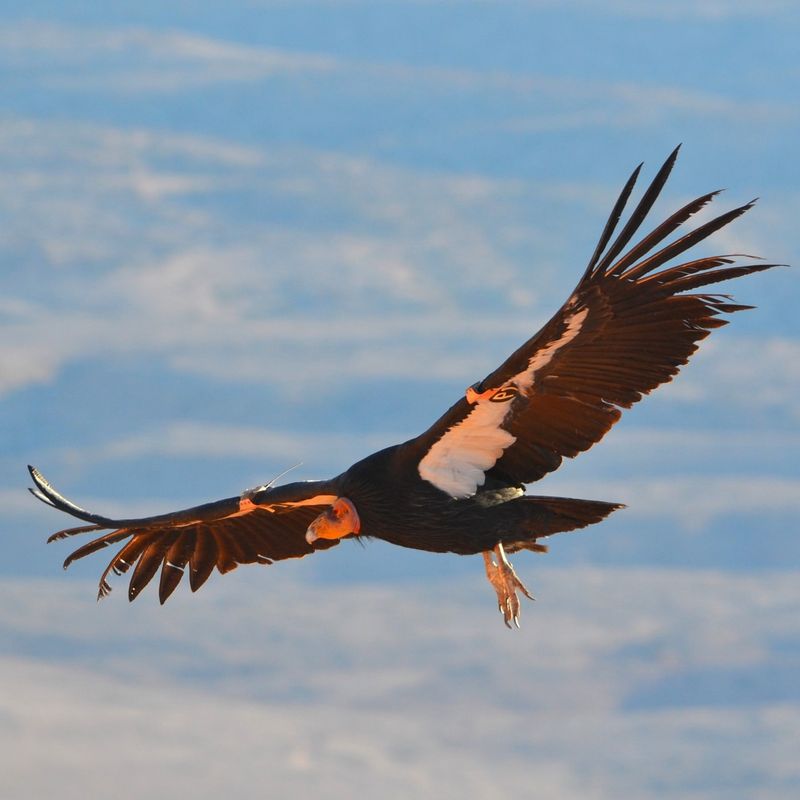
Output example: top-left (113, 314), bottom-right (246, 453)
top-left (482, 543), bottom-right (533, 629)
top-left (521, 582), bottom-right (534, 600)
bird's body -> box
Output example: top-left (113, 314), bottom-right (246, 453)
top-left (331, 443), bottom-right (617, 556)
top-left (30, 147), bottom-right (779, 626)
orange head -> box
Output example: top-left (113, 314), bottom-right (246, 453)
top-left (305, 497), bottom-right (361, 545)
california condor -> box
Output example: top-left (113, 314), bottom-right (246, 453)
top-left (29, 147), bottom-right (778, 627)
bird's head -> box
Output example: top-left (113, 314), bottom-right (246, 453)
top-left (305, 497), bottom-right (361, 545)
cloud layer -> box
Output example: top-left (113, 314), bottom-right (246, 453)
top-left (2, 5), bottom-right (799, 799)
top-left (2, 568), bottom-right (799, 799)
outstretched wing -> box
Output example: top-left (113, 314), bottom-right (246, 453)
top-left (413, 147), bottom-right (780, 498)
top-left (29, 466), bottom-right (340, 603)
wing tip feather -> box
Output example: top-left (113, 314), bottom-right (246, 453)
top-left (29, 486), bottom-right (55, 507)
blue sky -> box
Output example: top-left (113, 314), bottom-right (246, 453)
top-left (1, 3), bottom-right (799, 798)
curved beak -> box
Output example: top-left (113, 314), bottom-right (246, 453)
top-left (305, 497), bottom-right (360, 545)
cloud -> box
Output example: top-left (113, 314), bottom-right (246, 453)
top-left (0, 489), bottom-right (47, 516)
top-left (0, 117), bottom-right (546, 396)
top-left (1, 8), bottom-right (796, 795)
top-left (1, 20), bottom-right (794, 132)
top-left (227, 0), bottom-right (797, 21)
top-left (50, 422), bottom-right (400, 476)
top-left (662, 336), bottom-right (800, 421)
top-left (4, 116), bottom-right (795, 405)
top-left (540, 474), bottom-right (800, 531)
top-left (498, 81), bottom-right (796, 133)
top-left (571, 0), bottom-right (796, 19)
top-left (0, 23), bottom-right (337, 92)
top-left (0, 117), bottom-right (265, 169)
top-left (491, 0), bottom-right (797, 19)
top-left (39, 417), bottom-right (800, 475)
top-left (1, 568), bottom-right (799, 798)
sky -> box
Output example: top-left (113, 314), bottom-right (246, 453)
top-left (1, 2), bottom-right (799, 798)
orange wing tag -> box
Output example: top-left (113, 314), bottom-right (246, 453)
top-left (465, 384), bottom-right (519, 404)
top-left (489, 386), bottom-right (519, 403)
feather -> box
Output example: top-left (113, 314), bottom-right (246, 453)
top-left (157, 533), bottom-right (196, 603)
top-left (415, 152), bottom-right (779, 494)
top-left (189, 526), bottom-right (218, 592)
top-left (129, 533), bottom-right (179, 601)
top-left (593, 145), bottom-right (681, 277)
top-left (582, 161), bottom-right (643, 280)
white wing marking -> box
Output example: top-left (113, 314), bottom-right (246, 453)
top-left (418, 402), bottom-right (516, 498)
top-left (418, 305), bottom-right (588, 498)
top-left (518, 305), bottom-right (588, 389)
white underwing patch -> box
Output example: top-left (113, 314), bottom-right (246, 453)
top-left (418, 403), bottom-right (517, 498)
top-left (418, 305), bottom-right (588, 498)
top-left (520, 306), bottom-right (588, 387)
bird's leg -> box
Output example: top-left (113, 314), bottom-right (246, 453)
top-left (482, 543), bottom-right (534, 628)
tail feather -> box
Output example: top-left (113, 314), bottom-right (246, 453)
top-left (504, 495), bottom-right (624, 553)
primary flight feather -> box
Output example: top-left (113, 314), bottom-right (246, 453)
top-left (29, 147), bottom-right (778, 627)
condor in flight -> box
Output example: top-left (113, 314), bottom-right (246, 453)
top-left (29, 148), bottom-right (777, 627)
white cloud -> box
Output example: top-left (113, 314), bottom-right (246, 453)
top-left (539, 474), bottom-right (800, 531)
top-left (664, 337), bottom-right (800, 420)
top-left (0, 489), bottom-right (47, 516)
top-left (0, 23), bottom-right (337, 92)
top-left (0, 345), bottom-right (60, 395)
top-left (499, 81), bottom-right (795, 133)
top-left (0, 568), bottom-right (799, 798)
top-left (238, 0), bottom-right (797, 21)
top-left (4, 116), bottom-right (793, 404)
top-left (0, 114), bottom-right (794, 502)
top-left (570, 0), bottom-right (795, 19)
top-left (51, 421), bottom-right (399, 474)
top-left (0, 117), bottom-right (544, 395)
top-left (0, 117), bottom-right (265, 169)
top-left (0, 20), bottom-right (793, 131)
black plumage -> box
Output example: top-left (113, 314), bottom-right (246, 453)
top-left (29, 148), bottom-right (779, 626)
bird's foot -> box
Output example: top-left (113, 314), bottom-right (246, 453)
top-left (483, 544), bottom-right (534, 628)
